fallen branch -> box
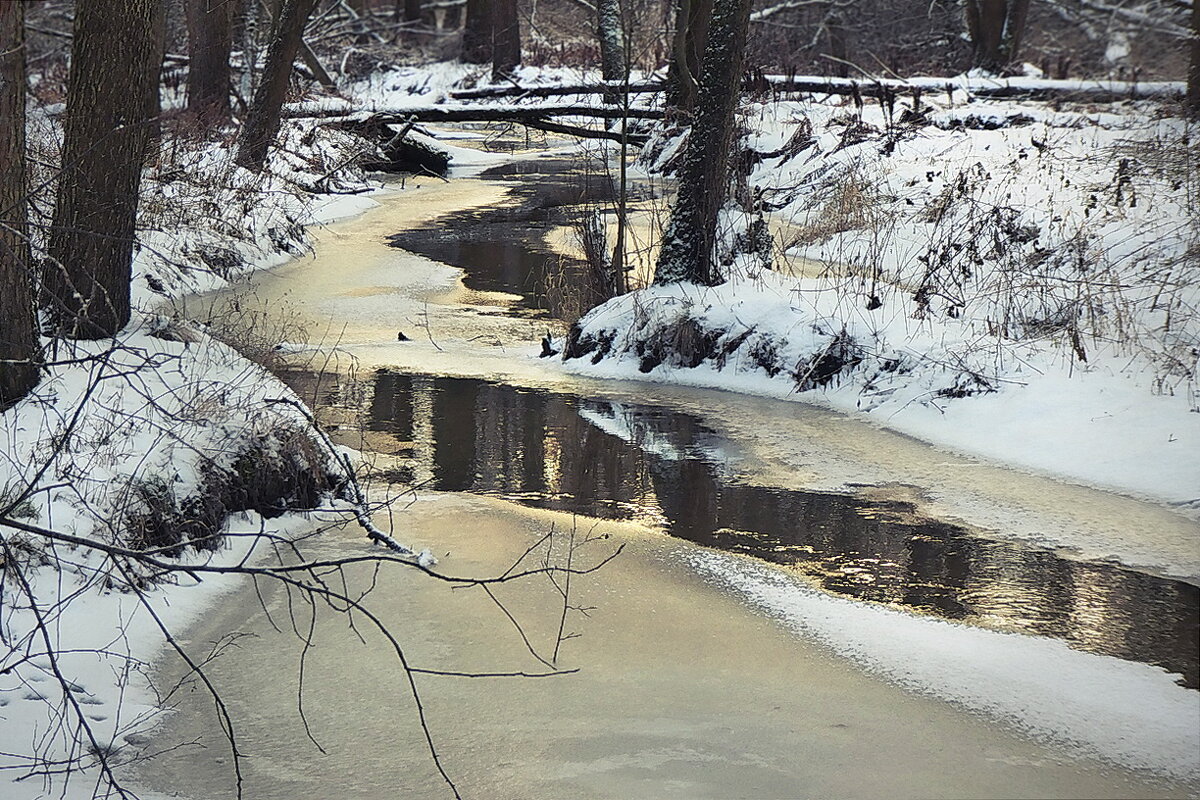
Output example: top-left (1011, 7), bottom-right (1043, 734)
top-left (521, 118), bottom-right (650, 146)
top-left (449, 80), bottom-right (664, 101)
top-left (439, 75), bottom-right (1186, 104)
top-left (283, 103), bottom-right (664, 122)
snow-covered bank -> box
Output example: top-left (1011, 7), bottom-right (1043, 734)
top-left (688, 547), bottom-right (1200, 783)
top-left (0, 510), bottom-right (330, 800)
top-left (0, 112), bottom-right (410, 796)
top-left (563, 89), bottom-right (1199, 515)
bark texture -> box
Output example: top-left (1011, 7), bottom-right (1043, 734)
top-left (44, 0), bottom-right (164, 339)
top-left (654, 0), bottom-right (752, 285)
top-left (462, 0), bottom-right (492, 63)
top-left (964, 0), bottom-right (1031, 74)
top-left (666, 0), bottom-right (714, 110)
top-left (1188, 0), bottom-right (1199, 119)
top-left (597, 0), bottom-right (627, 98)
top-left (491, 0), bottom-right (520, 80)
top-left (235, 0), bottom-right (318, 171)
top-left (0, 0), bottom-right (41, 407)
top-left (185, 0), bottom-right (234, 120)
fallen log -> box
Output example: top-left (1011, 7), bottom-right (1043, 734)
top-left (341, 116), bottom-right (452, 174)
top-left (450, 81), bottom-right (664, 100)
top-left (443, 75), bottom-right (1185, 104)
top-left (521, 118), bottom-right (650, 146)
top-left (282, 102), bottom-right (665, 122)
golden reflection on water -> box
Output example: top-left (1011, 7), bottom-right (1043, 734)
top-left (287, 368), bottom-right (1200, 689)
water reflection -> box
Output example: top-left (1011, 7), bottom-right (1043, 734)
top-left (308, 370), bottom-right (1200, 689)
top-left (386, 160), bottom-right (642, 318)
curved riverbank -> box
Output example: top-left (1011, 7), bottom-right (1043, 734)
top-left (134, 495), bottom-right (1195, 799)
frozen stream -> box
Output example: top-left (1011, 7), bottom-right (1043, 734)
top-left (142, 141), bottom-right (1200, 798)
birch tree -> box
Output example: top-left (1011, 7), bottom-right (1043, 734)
top-left (0, 0), bottom-right (40, 408)
top-left (43, 0), bottom-right (165, 339)
top-left (654, 0), bottom-right (753, 285)
top-left (236, 0), bottom-right (319, 171)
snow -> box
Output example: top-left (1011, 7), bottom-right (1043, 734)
top-left (687, 547), bottom-right (1200, 781)
top-left (5, 59), bottom-right (1196, 796)
top-left (1, 99), bottom-right (410, 798)
top-left (0, 511), bottom-right (331, 800)
top-left (564, 89), bottom-right (1200, 522)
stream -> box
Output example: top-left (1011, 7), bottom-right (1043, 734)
top-left (139, 138), bottom-right (1200, 799)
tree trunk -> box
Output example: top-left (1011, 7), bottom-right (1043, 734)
top-left (665, 0), bottom-right (714, 110)
top-left (1188, 0), bottom-right (1199, 119)
top-left (404, 0), bottom-right (423, 24)
top-left (146, 0), bottom-right (168, 141)
top-left (491, 0), bottom-right (520, 80)
top-left (235, 0), bottom-right (318, 171)
top-left (597, 0), bottom-right (626, 102)
top-left (0, 0), bottom-right (41, 407)
top-left (654, 0), bottom-right (752, 285)
top-left (184, 0), bottom-right (234, 121)
top-left (462, 0), bottom-right (491, 63)
top-left (964, 0), bottom-right (1030, 74)
top-left (826, 9), bottom-right (848, 78)
top-left (43, 0), bottom-right (164, 339)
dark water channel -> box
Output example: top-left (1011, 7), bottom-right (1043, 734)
top-left (362, 157), bottom-right (1200, 688)
top-left (301, 369), bottom-right (1200, 689)
top-left (387, 159), bottom-right (647, 318)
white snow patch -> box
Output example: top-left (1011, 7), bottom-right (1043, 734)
top-left (687, 547), bottom-right (1200, 782)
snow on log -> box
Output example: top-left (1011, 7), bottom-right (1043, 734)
top-left (281, 102), bottom-right (665, 122)
top-left (439, 75), bottom-right (1186, 104)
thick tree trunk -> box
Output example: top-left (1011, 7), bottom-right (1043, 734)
top-left (1188, 0), bottom-right (1199, 118)
top-left (597, 0), bottom-right (626, 101)
top-left (184, 0), bottom-right (234, 121)
top-left (404, 0), bottom-right (423, 24)
top-left (43, 0), bottom-right (164, 339)
top-left (654, 0), bottom-right (752, 285)
top-left (0, 1), bottom-right (41, 407)
top-left (491, 0), bottom-right (520, 80)
top-left (462, 0), bottom-right (491, 63)
top-left (666, 0), bottom-right (714, 110)
top-left (235, 0), bottom-right (318, 171)
top-left (965, 0), bottom-right (1030, 74)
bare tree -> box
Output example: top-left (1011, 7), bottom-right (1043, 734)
top-left (463, 0), bottom-right (492, 64)
top-left (236, 0), bottom-right (319, 171)
top-left (666, 0), bottom-right (715, 110)
top-left (185, 0), bottom-right (236, 122)
top-left (42, 0), bottom-right (166, 340)
top-left (0, 0), bottom-right (41, 409)
top-left (655, 0), bottom-right (753, 285)
top-left (403, 0), bottom-right (424, 25)
top-left (964, 0), bottom-right (1032, 74)
top-left (1189, 0), bottom-right (1199, 118)
top-left (492, 0), bottom-right (521, 80)
top-left (597, 0), bottom-right (628, 94)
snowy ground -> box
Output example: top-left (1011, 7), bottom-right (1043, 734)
top-left (0, 115), bottom-right (409, 797)
top-left (339, 62), bottom-right (1200, 513)
top-left (563, 80), bottom-right (1199, 514)
top-left (4, 62), bottom-right (1197, 797)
